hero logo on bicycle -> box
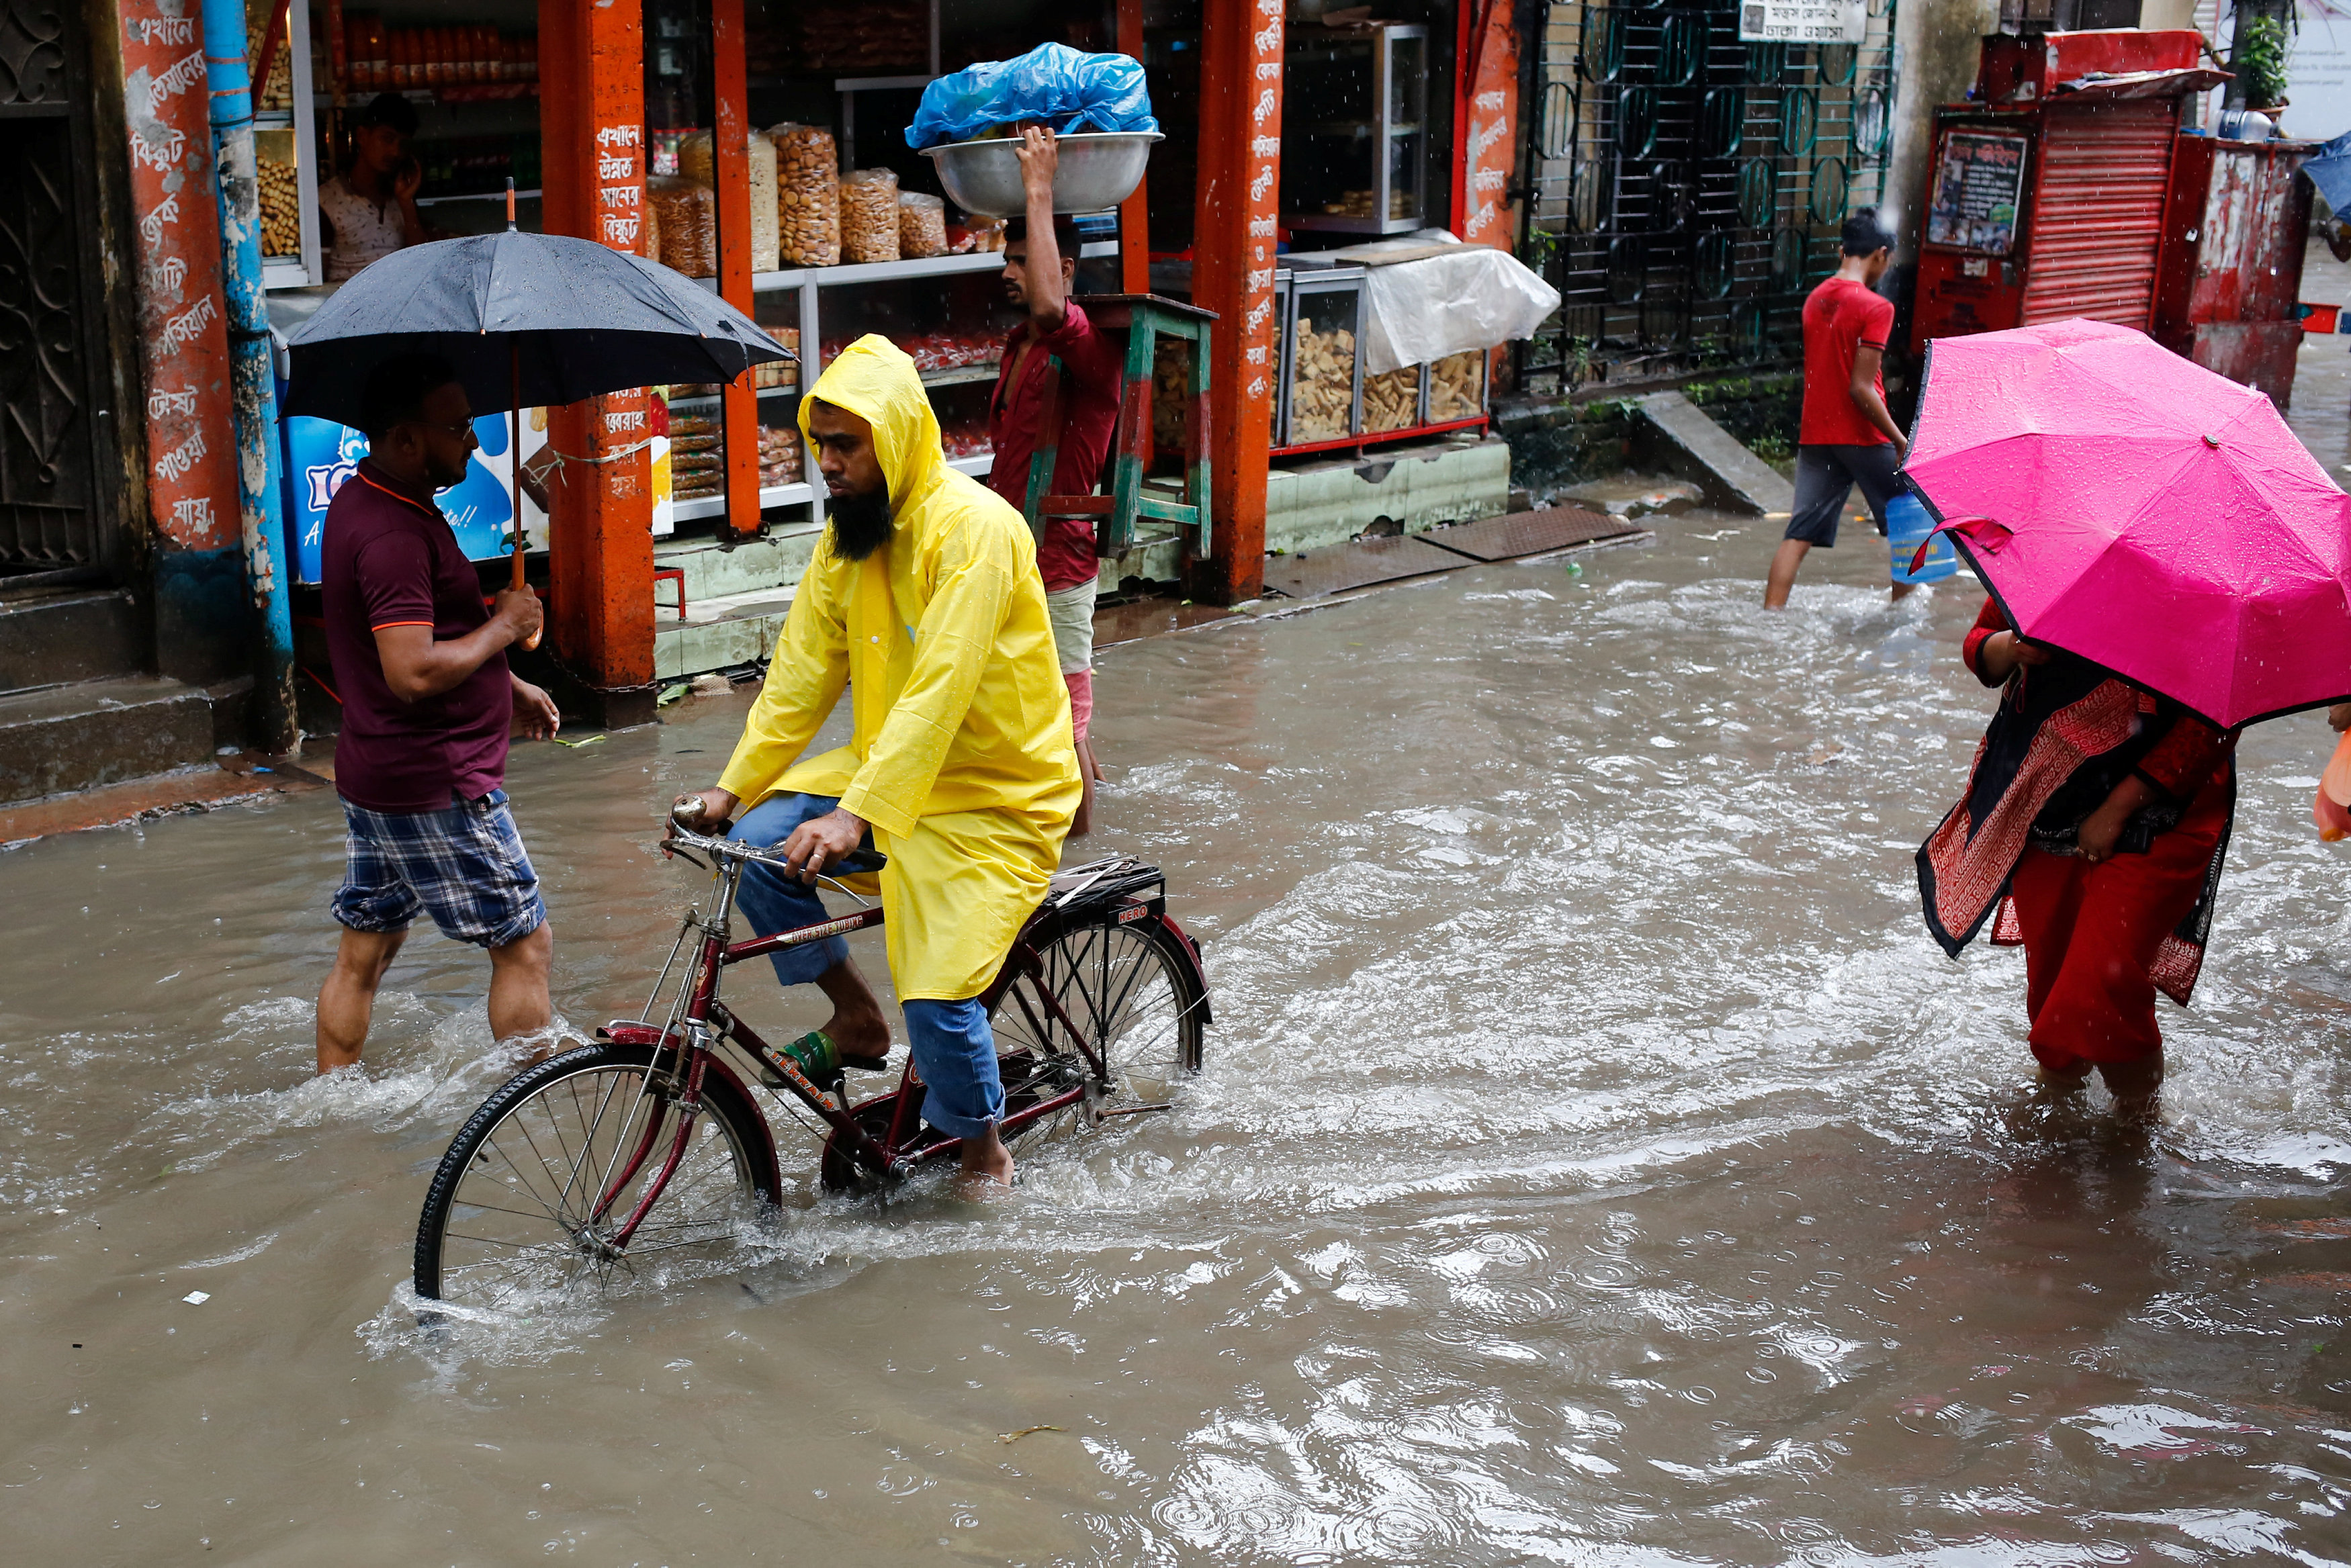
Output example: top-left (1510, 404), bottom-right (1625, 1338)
top-left (783, 915), bottom-right (865, 944)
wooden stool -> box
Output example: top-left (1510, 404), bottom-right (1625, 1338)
top-left (1019, 293), bottom-right (1217, 563)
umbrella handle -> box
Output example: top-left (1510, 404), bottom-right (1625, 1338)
top-left (510, 342), bottom-right (541, 651)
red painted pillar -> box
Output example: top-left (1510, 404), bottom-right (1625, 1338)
top-left (118, 0), bottom-right (248, 679)
top-left (711, 0), bottom-right (760, 541)
top-left (1189, 0), bottom-right (1282, 604)
top-left (539, 0), bottom-right (657, 707)
top-left (1116, 0), bottom-right (1151, 295)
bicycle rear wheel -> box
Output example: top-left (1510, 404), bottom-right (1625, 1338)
top-left (414, 1041), bottom-right (777, 1309)
top-left (992, 913), bottom-right (1206, 1149)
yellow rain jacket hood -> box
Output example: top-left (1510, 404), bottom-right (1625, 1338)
top-left (716, 334), bottom-right (1081, 1001)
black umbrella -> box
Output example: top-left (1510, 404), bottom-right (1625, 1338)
top-left (283, 187), bottom-right (792, 625)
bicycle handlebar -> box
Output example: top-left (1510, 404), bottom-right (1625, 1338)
top-left (661, 815), bottom-right (883, 899)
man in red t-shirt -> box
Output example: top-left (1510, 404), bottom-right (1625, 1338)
top-left (985, 128), bottom-right (1120, 834)
top-left (314, 353), bottom-right (562, 1075)
top-left (1764, 208), bottom-right (1910, 608)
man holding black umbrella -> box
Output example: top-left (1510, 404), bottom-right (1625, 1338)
top-left (313, 353), bottom-right (564, 1075)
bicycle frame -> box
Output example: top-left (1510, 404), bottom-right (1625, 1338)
top-left (586, 830), bottom-right (1123, 1237)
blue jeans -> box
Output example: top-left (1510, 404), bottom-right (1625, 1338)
top-left (730, 794), bottom-right (1003, 1138)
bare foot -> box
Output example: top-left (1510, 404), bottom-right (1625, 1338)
top-left (2099, 1052), bottom-right (2164, 1124)
top-left (952, 1125), bottom-right (1016, 1199)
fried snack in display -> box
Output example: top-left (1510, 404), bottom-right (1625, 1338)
top-left (772, 124), bottom-right (840, 266)
top-left (840, 169), bottom-right (899, 264)
top-left (898, 192), bottom-right (947, 260)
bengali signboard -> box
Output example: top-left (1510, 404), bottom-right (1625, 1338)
top-left (1738, 1), bottom-right (1865, 44)
top-left (1925, 132), bottom-right (2030, 257)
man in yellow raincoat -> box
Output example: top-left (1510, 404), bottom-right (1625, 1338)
top-left (674, 335), bottom-right (1081, 1190)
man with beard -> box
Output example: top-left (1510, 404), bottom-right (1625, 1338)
top-left (314, 353), bottom-right (563, 1075)
top-left (673, 335), bottom-right (1081, 1192)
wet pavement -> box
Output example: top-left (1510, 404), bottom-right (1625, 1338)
top-left (15, 316), bottom-right (2351, 1557)
top-left (9, 510), bottom-right (2351, 1565)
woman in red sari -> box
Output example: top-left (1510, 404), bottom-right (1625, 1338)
top-left (1918, 598), bottom-right (2237, 1115)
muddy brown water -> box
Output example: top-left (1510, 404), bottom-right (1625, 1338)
top-left (7, 512), bottom-right (2351, 1565)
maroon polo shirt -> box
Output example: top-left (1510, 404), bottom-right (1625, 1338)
top-left (985, 299), bottom-right (1122, 590)
top-left (321, 458), bottom-right (511, 813)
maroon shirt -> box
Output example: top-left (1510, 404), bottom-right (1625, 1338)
top-left (321, 459), bottom-right (511, 813)
top-left (985, 299), bottom-right (1122, 590)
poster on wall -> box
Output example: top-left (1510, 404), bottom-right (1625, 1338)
top-left (286, 412), bottom-right (551, 584)
top-left (2283, 1), bottom-right (2351, 145)
top-left (1738, 1), bottom-right (1865, 43)
top-left (1925, 132), bottom-right (2029, 256)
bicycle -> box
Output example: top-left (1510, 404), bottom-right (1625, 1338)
top-left (412, 806), bottom-right (1210, 1311)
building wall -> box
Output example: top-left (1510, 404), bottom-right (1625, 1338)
top-left (1515, 2), bottom-right (1900, 404)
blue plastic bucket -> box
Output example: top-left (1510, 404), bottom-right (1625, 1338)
top-left (1886, 492), bottom-right (1958, 586)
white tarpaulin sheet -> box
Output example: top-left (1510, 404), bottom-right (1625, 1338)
top-left (1346, 236), bottom-right (1562, 375)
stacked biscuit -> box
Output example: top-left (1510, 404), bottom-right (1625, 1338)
top-left (259, 156), bottom-right (302, 257)
top-left (1428, 351), bottom-right (1484, 420)
top-left (1288, 319), bottom-right (1355, 442)
top-left (1362, 367), bottom-right (1417, 432)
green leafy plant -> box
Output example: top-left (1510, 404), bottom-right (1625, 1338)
top-left (2238, 14), bottom-right (2292, 110)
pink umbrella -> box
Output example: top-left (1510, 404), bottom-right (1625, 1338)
top-left (1905, 317), bottom-right (2351, 730)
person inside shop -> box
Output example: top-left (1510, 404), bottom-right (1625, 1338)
top-left (674, 334), bottom-right (1081, 1196)
top-left (1763, 207), bottom-right (1910, 610)
top-left (319, 92), bottom-right (437, 283)
top-left (986, 126), bottom-right (1120, 836)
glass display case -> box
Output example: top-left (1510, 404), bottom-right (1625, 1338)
top-left (1281, 24), bottom-right (1427, 237)
top-left (1276, 264), bottom-right (1366, 447)
top-left (253, 0), bottom-right (322, 285)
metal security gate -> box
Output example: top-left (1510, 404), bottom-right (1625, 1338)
top-left (0, 0), bottom-right (122, 582)
top-left (2018, 99), bottom-right (2176, 330)
top-left (1518, 0), bottom-right (1898, 400)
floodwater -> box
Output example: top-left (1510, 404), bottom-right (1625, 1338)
top-left (7, 514), bottom-right (2351, 1567)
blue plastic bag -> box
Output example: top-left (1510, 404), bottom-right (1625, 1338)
top-left (907, 44), bottom-right (1157, 150)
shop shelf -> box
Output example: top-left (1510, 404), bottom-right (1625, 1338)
top-left (921, 364), bottom-right (1000, 387)
top-left (670, 480), bottom-right (817, 522)
top-left (735, 240), bottom-right (1116, 297)
top-left (665, 384), bottom-right (799, 413)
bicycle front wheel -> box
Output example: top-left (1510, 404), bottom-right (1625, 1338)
top-left (414, 1041), bottom-right (778, 1309)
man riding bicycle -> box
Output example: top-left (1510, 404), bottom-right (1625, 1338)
top-left (674, 334), bottom-right (1082, 1193)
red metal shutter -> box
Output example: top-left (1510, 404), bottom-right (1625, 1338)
top-left (2019, 99), bottom-right (2180, 330)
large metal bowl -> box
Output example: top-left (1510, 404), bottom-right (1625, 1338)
top-left (922, 132), bottom-right (1163, 218)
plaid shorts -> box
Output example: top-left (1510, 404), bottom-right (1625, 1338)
top-left (332, 788), bottom-right (546, 948)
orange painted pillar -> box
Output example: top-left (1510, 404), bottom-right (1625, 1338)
top-left (711, 0), bottom-right (761, 541)
top-left (539, 0), bottom-right (657, 707)
top-left (1189, 0), bottom-right (1282, 604)
top-left (1116, 0), bottom-right (1151, 295)
top-left (1454, 0), bottom-right (1519, 248)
